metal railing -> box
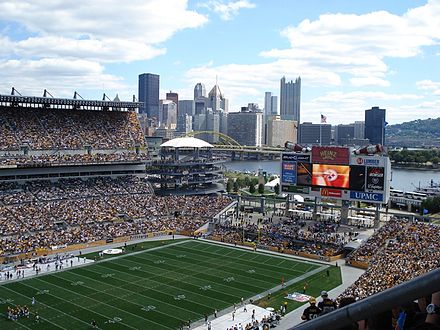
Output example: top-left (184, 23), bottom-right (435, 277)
top-left (291, 267), bottom-right (440, 330)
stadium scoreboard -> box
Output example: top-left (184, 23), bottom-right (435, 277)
top-left (281, 146), bottom-right (391, 204)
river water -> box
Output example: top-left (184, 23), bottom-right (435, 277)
top-left (224, 160), bottom-right (440, 192)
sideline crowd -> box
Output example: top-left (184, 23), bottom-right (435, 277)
top-left (0, 176), bottom-right (232, 256)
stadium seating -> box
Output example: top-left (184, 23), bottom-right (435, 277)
top-left (0, 176), bottom-right (232, 256)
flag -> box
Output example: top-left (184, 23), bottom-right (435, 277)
top-left (321, 114), bottom-right (327, 123)
top-left (384, 121), bottom-right (389, 126)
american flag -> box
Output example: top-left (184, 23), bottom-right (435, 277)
top-left (321, 114), bottom-right (327, 123)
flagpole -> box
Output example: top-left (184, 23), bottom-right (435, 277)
top-left (319, 114), bottom-right (322, 146)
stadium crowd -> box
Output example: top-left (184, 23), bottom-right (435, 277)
top-left (341, 218), bottom-right (440, 301)
top-left (0, 152), bottom-right (150, 167)
top-left (209, 219), bottom-right (349, 257)
top-left (0, 107), bottom-right (145, 151)
top-left (0, 176), bottom-right (232, 256)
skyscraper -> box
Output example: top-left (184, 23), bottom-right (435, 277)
top-left (264, 92), bottom-right (278, 116)
top-left (138, 73), bottom-right (159, 119)
top-left (166, 91), bottom-right (178, 116)
top-left (228, 108), bottom-right (263, 147)
top-left (194, 83), bottom-right (206, 99)
top-left (280, 76), bottom-right (301, 122)
top-left (264, 92), bottom-right (272, 117)
top-left (365, 106), bottom-right (386, 145)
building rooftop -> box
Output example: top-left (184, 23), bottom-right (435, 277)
top-left (160, 137), bottom-right (213, 149)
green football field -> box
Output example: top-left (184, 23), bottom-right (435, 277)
top-left (0, 239), bottom-right (334, 329)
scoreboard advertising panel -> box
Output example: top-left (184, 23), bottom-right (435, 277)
top-left (280, 147), bottom-right (390, 203)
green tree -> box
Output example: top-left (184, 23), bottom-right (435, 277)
top-left (421, 196), bottom-right (440, 214)
top-left (233, 181), bottom-right (239, 192)
top-left (244, 176), bottom-right (251, 187)
top-left (236, 177), bottom-right (244, 188)
top-left (258, 183), bottom-right (265, 194)
top-left (226, 180), bottom-right (233, 193)
top-left (249, 183), bottom-right (256, 194)
top-left (274, 183), bottom-right (280, 195)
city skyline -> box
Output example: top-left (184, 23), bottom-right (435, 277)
top-left (0, 0), bottom-right (438, 124)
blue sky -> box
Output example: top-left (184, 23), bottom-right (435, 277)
top-left (0, 0), bottom-right (439, 124)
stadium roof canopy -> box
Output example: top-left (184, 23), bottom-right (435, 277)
top-left (160, 137), bottom-right (213, 149)
top-left (0, 94), bottom-right (142, 111)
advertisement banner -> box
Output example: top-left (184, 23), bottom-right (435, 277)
top-left (281, 161), bottom-right (297, 184)
top-left (281, 185), bottom-right (310, 194)
top-left (282, 153), bottom-right (311, 162)
top-left (321, 188), bottom-right (342, 198)
top-left (351, 156), bottom-right (384, 167)
top-left (349, 191), bottom-right (383, 202)
top-left (312, 146), bottom-right (349, 164)
top-left (366, 167), bottom-right (385, 191)
top-left (312, 164), bottom-right (350, 189)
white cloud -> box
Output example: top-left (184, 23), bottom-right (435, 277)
top-left (185, 0), bottom-right (440, 121)
top-left (417, 79), bottom-right (440, 96)
top-left (200, 0), bottom-right (255, 20)
top-left (303, 91), bottom-right (429, 125)
top-left (0, 0), bottom-right (207, 97)
top-left (0, 0), bottom-right (207, 63)
top-left (0, 58), bottom-right (127, 99)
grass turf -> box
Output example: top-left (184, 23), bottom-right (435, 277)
top-left (0, 240), bottom-right (341, 329)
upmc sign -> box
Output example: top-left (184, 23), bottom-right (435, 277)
top-left (350, 191), bottom-right (383, 202)
top-left (312, 147), bottom-right (349, 164)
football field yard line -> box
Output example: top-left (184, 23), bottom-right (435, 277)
top-left (169, 241), bottom-right (308, 275)
top-left (118, 252), bottom-right (271, 292)
top-left (100, 254), bottom-right (260, 299)
top-left (117, 247), bottom-right (272, 291)
top-left (178, 240), bottom-right (311, 270)
top-left (0, 240), bottom-right (333, 330)
top-left (56, 267), bottom-right (221, 317)
top-left (135, 248), bottom-right (284, 287)
top-left (62, 267), bottom-right (217, 315)
top-left (0, 284), bottom-right (84, 330)
top-left (198, 239), bottom-right (322, 266)
top-left (31, 277), bottom-right (173, 330)
top-left (173, 242), bottom-right (309, 276)
top-left (49, 271), bottom-right (202, 324)
top-left (95, 260), bottom-right (250, 304)
top-left (13, 279), bottom-right (147, 330)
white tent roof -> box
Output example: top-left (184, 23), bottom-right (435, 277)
top-left (160, 137), bottom-right (213, 149)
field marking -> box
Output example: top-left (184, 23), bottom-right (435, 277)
top-left (0, 284), bottom-right (85, 330)
top-left (154, 244), bottom-right (305, 283)
top-left (176, 242), bottom-right (310, 274)
top-left (138, 245), bottom-right (285, 281)
top-left (24, 278), bottom-right (163, 330)
top-left (119, 247), bottom-right (265, 291)
top-left (194, 239), bottom-right (323, 266)
top-left (94, 260), bottom-right (239, 306)
top-left (132, 249), bottom-right (277, 288)
top-left (121, 253), bottom-right (267, 294)
top-left (51, 270), bottom-right (204, 321)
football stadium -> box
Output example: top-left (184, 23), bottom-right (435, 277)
top-left (0, 94), bottom-right (439, 330)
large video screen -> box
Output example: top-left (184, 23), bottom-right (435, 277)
top-left (349, 165), bottom-right (366, 191)
top-left (297, 162), bottom-right (312, 186)
top-left (312, 164), bottom-right (350, 189)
